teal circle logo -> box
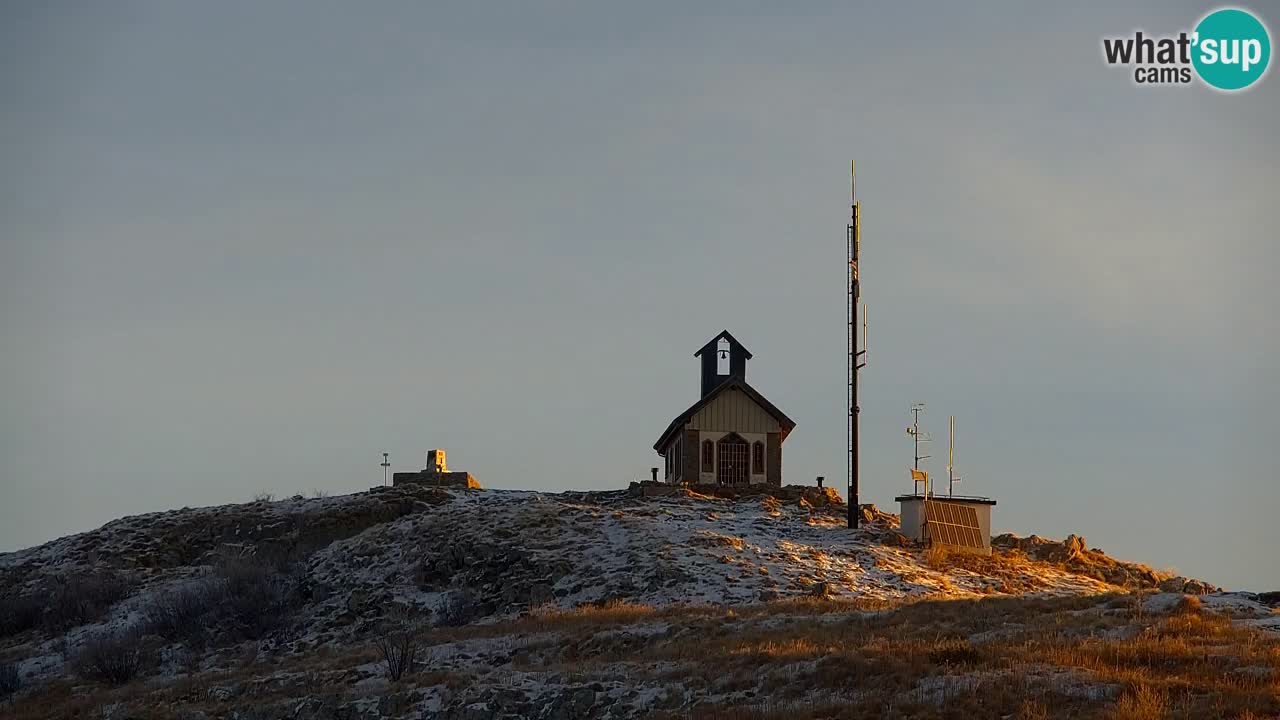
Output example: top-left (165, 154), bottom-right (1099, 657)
top-left (1192, 8), bottom-right (1271, 91)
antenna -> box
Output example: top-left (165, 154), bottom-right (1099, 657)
top-left (847, 161), bottom-right (867, 529)
top-left (905, 403), bottom-right (931, 496)
top-left (381, 452), bottom-right (390, 487)
top-left (862, 303), bottom-right (868, 362)
top-left (947, 416), bottom-right (964, 497)
top-left (948, 416), bottom-right (954, 497)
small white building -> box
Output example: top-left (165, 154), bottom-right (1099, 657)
top-left (896, 494), bottom-right (997, 555)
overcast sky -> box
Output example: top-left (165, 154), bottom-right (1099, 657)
top-left (2, 1), bottom-right (1276, 590)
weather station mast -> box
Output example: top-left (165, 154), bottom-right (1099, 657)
top-left (848, 162), bottom-right (867, 529)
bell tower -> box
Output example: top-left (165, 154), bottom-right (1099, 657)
top-left (693, 330), bottom-right (752, 397)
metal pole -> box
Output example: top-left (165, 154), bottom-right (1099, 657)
top-left (912, 405), bottom-right (921, 493)
top-left (381, 452), bottom-right (390, 487)
top-left (912, 408), bottom-right (919, 471)
top-left (908, 404), bottom-right (930, 496)
top-left (948, 416), bottom-right (955, 497)
top-left (848, 161), bottom-right (861, 529)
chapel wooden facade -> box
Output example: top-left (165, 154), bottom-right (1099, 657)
top-left (653, 331), bottom-right (795, 486)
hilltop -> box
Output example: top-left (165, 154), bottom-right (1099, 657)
top-left (1, 484), bottom-right (1277, 719)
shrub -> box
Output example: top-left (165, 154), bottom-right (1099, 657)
top-left (143, 578), bottom-right (225, 643)
top-left (76, 626), bottom-right (151, 685)
top-left (44, 571), bottom-right (133, 631)
top-left (0, 593), bottom-right (44, 637)
top-left (251, 492), bottom-right (275, 503)
top-left (215, 555), bottom-right (297, 639)
top-left (1107, 684), bottom-right (1167, 720)
top-left (375, 623), bottom-right (420, 680)
top-left (436, 589), bottom-right (483, 627)
top-left (0, 662), bottom-right (19, 702)
top-left (927, 638), bottom-right (983, 666)
top-left (1171, 594), bottom-right (1202, 616)
top-left (140, 556), bottom-right (302, 648)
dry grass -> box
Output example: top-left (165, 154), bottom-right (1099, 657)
top-left (7, 592), bottom-right (1278, 719)
top-left (924, 543), bottom-right (950, 569)
top-left (521, 599), bottom-right (662, 632)
top-left (1107, 683), bottom-right (1167, 720)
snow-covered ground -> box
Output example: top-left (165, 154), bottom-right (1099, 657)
top-left (305, 488), bottom-right (1114, 620)
top-left (2, 485), bottom-right (1275, 718)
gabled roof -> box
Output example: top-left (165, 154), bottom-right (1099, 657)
top-left (693, 330), bottom-right (753, 360)
top-left (653, 377), bottom-right (795, 452)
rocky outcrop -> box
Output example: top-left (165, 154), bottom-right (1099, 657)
top-left (991, 533), bottom-right (1217, 594)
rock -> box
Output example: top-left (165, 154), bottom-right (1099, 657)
top-left (886, 532), bottom-right (913, 547)
top-left (529, 583), bottom-right (555, 607)
top-left (207, 687), bottom-right (237, 702)
top-left (809, 582), bottom-right (835, 597)
top-left (1049, 534), bottom-right (1088, 563)
top-left (1159, 576), bottom-right (1187, 593)
top-left (567, 687), bottom-right (595, 716)
top-left (460, 703), bottom-right (495, 720)
top-left (1183, 579), bottom-right (1215, 595)
top-left (354, 676), bottom-right (390, 694)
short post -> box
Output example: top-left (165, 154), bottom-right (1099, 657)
top-left (381, 452), bottom-right (390, 487)
top-left (816, 476), bottom-right (825, 488)
top-left (650, 467), bottom-right (659, 482)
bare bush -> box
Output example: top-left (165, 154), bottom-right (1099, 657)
top-left (436, 589), bottom-right (483, 627)
top-left (139, 556), bottom-right (301, 648)
top-left (0, 593), bottom-right (44, 637)
top-left (76, 626), bottom-right (151, 685)
top-left (0, 662), bottom-right (19, 702)
top-left (251, 492), bottom-right (275, 503)
top-left (45, 571), bottom-right (133, 630)
top-left (143, 578), bottom-right (225, 643)
top-left (927, 638), bottom-right (983, 666)
top-left (375, 623), bottom-right (420, 680)
top-left (215, 555), bottom-right (297, 639)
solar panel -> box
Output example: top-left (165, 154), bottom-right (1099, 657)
top-left (923, 501), bottom-right (984, 549)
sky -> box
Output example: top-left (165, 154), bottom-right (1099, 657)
top-left (2, 1), bottom-right (1277, 590)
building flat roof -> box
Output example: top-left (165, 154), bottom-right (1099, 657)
top-left (895, 494), bottom-right (997, 506)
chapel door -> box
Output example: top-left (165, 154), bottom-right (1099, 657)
top-left (716, 434), bottom-right (748, 486)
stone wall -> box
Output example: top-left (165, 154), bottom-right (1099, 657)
top-left (627, 481), bottom-right (842, 508)
top-left (393, 471), bottom-right (481, 489)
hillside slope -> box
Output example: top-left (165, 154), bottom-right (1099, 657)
top-left (1, 485), bottom-right (1276, 719)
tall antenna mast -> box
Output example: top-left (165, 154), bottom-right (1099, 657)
top-left (847, 161), bottom-right (867, 529)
